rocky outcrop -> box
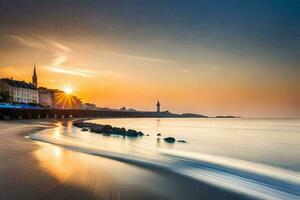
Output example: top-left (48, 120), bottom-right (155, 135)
top-left (73, 120), bottom-right (144, 137)
top-left (126, 129), bottom-right (144, 137)
top-left (163, 137), bottom-right (176, 143)
top-left (73, 120), bottom-right (187, 143)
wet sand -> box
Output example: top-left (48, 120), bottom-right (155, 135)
top-left (0, 119), bottom-right (250, 200)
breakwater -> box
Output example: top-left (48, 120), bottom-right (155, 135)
top-left (0, 108), bottom-right (184, 120)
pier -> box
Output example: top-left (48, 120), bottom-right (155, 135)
top-left (0, 108), bottom-right (180, 120)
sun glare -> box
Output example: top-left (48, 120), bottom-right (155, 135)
top-left (64, 87), bottom-right (73, 94)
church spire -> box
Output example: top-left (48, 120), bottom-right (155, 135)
top-left (32, 64), bottom-right (38, 88)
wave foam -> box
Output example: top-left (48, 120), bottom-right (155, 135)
top-left (29, 126), bottom-right (300, 200)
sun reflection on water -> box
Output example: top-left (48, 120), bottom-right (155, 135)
top-left (53, 129), bottom-right (61, 139)
top-left (33, 142), bottom-right (122, 199)
top-left (53, 146), bottom-right (62, 160)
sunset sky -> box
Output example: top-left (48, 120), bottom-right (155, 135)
top-left (0, 0), bottom-right (299, 117)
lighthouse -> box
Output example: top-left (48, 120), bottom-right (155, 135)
top-left (156, 101), bottom-right (160, 113)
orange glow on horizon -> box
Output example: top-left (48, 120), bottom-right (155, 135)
top-left (0, 37), bottom-right (299, 117)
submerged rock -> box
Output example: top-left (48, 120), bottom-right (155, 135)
top-left (164, 137), bottom-right (176, 143)
top-left (81, 127), bottom-right (89, 132)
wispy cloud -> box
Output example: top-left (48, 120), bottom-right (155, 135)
top-left (6, 35), bottom-right (71, 67)
top-left (6, 35), bottom-right (70, 53)
top-left (6, 34), bottom-right (71, 66)
top-left (51, 53), bottom-right (68, 66)
top-left (6, 34), bottom-right (116, 78)
top-left (6, 35), bottom-right (46, 49)
top-left (48, 67), bottom-right (93, 77)
top-left (102, 51), bottom-right (193, 74)
top-left (180, 68), bottom-right (191, 73)
top-left (46, 40), bottom-right (71, 53)
top-left (102, 51), bottom-right (170, 63)
top-left (48, 67), bottom-right (113, 77)
top-left (6, 34), bottom-right (80, 75)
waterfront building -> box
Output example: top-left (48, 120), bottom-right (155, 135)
top-left (0, 65), bottom-right (39, 103)
top-left (82, 103), bottom-right (97, 110)
top-left (38, 87), bottom-right (55, 107)
top-left (0, 64), bottom-right (84, 109)
top-left (0, 78), bottom-right (38, 103)
top-left (52, 90), bottom-right (82, 109)
top-left (72, 95), bottom-right (82, 109)
top-left (38, 87), bottom-right (83, 109)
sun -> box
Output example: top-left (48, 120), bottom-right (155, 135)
top-left (64, 87), bottom-right (73, 94)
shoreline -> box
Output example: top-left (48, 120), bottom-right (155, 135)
top-left (0, 108), bottom-right (209, 120)
top-left (0, 119), bottom-right (250, 200)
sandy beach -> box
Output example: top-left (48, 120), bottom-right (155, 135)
top-left (0, 119), bottom-right (249, 200)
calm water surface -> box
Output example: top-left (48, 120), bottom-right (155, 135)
top-left (90, 118), bottom-right (300, 171)
top-left (30, 118), bottom-right (300, 200)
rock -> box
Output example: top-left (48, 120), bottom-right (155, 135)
top-left (126, 129), bottom-right (139, 137)
top-left (73, 122), bottom-right (84, 128)
top-left (157, 133), bottom-right (162, 136)
top-left (90, 126), bottom-right (103, 133)
top-left (102, 124), bottom-right (113, 132)
top-left (146, 134), bottom-right (149, 136)
top-left (126, 129), bottom-right (144, 137)
top-left (73, 121), bottom-right (144, 138)
top-left (164, 137), bottom-right (176, 143)
top-left (177, 140), bottom-right (187, 143)
top-left (137, 131), bottom-right (144, 136)
top-left (111, 127), bottom-right (127, 136)
top-left (121, 127), bottom-right (126, 132)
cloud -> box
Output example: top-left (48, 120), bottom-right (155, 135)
top-left (180, 68), bottom-right (191, 73)
top-left (5, 34), bottom-right (115, 78)
top-left (48, 67), bottom-right (93, 77)
top-left (6, 35), bottom-right (46, 49)
top-left (6, 35), bottom-right (70, 53)
top-left (72, 68), bottom-right (113, 75)
top-left (46, 40), bottom-right (71, 53)
top-left (103, 50), bottom-right (193, 75)
top-left (48, 67), bottom-right (113, 77)
top-left (6, 34), bottom-right (71, 67)
top-left (102, 51), bottom-right (170, 63)
top-left (51, 53), bottom-right (68, 66)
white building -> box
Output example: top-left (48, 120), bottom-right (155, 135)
top-left (0, 78), bottom-right (38, 103)
top-left (0, 65), bottom-right (39, 104)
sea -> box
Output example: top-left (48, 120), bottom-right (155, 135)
top-left (30, 118), bottom-right (300, 200)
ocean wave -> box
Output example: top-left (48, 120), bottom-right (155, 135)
top-left (28, 125), bottom-right (300, 200)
